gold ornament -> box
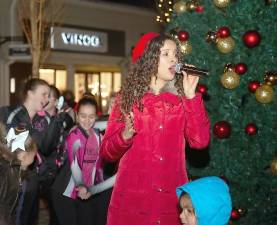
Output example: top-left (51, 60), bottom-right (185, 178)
top-left (186, 0), bottom-right (199, 11)
top-left (173, 1), bottom-right (187, 14)
top-left (179, 41), bottom-right (192, 55)
top-left (213, 0), bottom-right (231, 8)
top-left (216, 37), bottom-right (235, 54)
top-left (220, 71), bottom-right (240, 89)
top-left (264, 72), bottom-right (277, 85)
top-left (270, 158), bottom-right (277, 175)
top-left (255, 84), bottom-right (274, 103)
top-left (206, 31), bottom-right (218, 43)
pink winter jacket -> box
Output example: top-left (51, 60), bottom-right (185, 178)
top-left (63, 126), bottom-right (102, 199)
top-left (100, 91), bottom-right (210, 225)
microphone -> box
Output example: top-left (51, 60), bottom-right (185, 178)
top-left (175, 63), bottom-right (209, 76)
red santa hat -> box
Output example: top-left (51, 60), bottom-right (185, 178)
top-left (132, 32), bottom-right (160, 64)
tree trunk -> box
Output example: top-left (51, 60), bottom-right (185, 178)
top-left (18, 0), bottom-right (64, 77)
top-left (30, 0), bottom-right (39, 77)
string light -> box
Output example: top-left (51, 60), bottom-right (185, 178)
top-left (155, 0), bottom-right (174, 24)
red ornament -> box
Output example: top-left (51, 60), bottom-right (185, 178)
top-left (213, 121), bottom-right (231, 139)
top-left (243, 30), bottom-right (261, 48)
top-left (248, 81), bottom-right (260, 93)
top-left (178, 31), bottom-right (190, 42)
top-left (195, 5), bottom-right (204, 13)
top-left (197, 84), bottom-right (208, 94)
top-left (235, 63), bottom-right (248, 75)
top-left (245, 123), bottom-right (257, 135)
top-left (231, 208), bottom-right (240, 221)
top-left (217, 27), bottom-right (231, 38)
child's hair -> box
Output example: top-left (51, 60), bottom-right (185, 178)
top-left (83, 92), bottom-right (96, 100)
top-left (49, 85), bottom-right (61, 99)
top-left (77, 96), bottom-right (98, 113)
top-left (121, 33), bottom-right (183, 113)
top-left (179, 191), bottom-right (191, 202)
top-left (62, 89), bottom-right (76, 107)
top-left (22, 78), bottom-right (49, 101)
top-left (0, 123), bottom-right (37, 165)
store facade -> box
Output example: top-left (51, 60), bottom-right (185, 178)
top-left (0, 0), bottom-right (160, 114)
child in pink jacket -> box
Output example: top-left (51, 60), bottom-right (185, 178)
top-left (52, 97), bottom-right (111, 225)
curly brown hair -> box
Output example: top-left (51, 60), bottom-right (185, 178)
top-left (121, 34), bottom-right (184, 114)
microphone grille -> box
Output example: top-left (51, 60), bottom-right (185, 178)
top-left (175, 63), bottom-right (183, 73)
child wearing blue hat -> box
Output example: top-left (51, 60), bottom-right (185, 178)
top-left (176, 176), bottom-right (232, 225)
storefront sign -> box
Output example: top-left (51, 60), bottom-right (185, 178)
top-left (51, 27), bottom-right (108, 53)
top-left (9, 44), bottom-right (31, 60)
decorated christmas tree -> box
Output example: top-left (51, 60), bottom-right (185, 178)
top-left (157, 0), bottom-right (277, 224)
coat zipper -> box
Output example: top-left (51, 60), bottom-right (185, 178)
top-left (10, 169), bottom-right (22, 216)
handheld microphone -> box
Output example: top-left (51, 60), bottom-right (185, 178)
top-left (175, 63), bottom-right (209, 76)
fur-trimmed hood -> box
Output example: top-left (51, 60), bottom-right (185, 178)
top-left (150, 80), bottom-right (179, 95)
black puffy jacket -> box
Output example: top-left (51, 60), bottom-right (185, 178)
top-left (0, 157), bottom-right (21, 225)
top-left (0, 105), bottom-right (62, 156)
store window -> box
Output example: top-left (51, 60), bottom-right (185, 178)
top-left (75, 73), bottom-right (86, 100)
top-left (39, 69), bottom-right (67, 91)
top-left (74, 72), bottom-right (121, 114)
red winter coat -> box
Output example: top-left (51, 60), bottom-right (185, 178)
top-left (101, 91), bottom-right (210, 225)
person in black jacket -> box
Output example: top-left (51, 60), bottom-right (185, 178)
top-left (39, 85), bottom-right (74, 225)
top-left (0, 78), bottom-right (50, 225)
top-left (39, 85), bottom-right (74, 185)
top-left (0, 123), bottom-right (37, 225)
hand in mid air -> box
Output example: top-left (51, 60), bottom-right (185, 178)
top-left (122, 112), bottom-right (136, 141)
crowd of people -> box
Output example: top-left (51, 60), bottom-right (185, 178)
top-left (0, 32), bottom-right (232, 225)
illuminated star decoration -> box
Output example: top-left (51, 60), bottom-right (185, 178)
top-left (6, 128), bottom-right (29, 152)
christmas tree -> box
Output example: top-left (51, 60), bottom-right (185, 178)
top-left (160, 0), bottom-right (277, 224)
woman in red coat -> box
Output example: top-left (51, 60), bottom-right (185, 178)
top-left (100, 32), bottom-right (210, 225)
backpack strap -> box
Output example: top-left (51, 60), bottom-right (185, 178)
top-left (6, 106), bottom-right (22, 126)
top-left (44, 114), bottom-right (51, 125)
